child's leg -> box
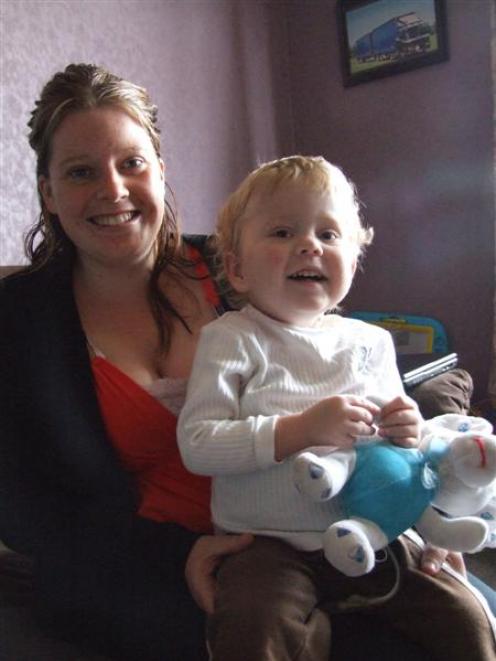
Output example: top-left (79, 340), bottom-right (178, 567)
top-left (374, 536), bottom-right (496, 661)
top-left (207, 536), bottom-right (330, 661)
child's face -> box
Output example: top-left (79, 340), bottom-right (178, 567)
top-left (225, 179), bottom-right (359, 327)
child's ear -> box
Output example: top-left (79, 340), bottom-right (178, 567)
top-left (224, 251), bottom-right (249, 293)
top-left (351, 254), bottom-right (358, 276)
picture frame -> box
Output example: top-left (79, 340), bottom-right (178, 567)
top-left (336, 0), bottom-right (449, 87)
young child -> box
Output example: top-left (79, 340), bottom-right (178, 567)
top-left (178, 156), bottom-right (496, 660)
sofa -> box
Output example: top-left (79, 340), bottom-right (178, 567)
top-left (0, 264), bottom-right (493, 659)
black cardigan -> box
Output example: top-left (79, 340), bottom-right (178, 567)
top-left (0, 234), bottom-right (219, 556)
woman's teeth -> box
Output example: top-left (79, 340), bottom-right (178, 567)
top-left (90, 211), bottom-right (137, 226)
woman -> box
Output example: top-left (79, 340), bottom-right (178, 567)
top-left (0, 64), bottom-right (493, 660)
top-left (1, 63), bottom-right (249, 660)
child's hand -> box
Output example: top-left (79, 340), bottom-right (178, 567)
top-left (298, 394), bottom-right (380, 449)
top-left (377, 395), bottom-right (421, 448)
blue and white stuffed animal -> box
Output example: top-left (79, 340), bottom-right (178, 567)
top-left (293, 413), bottom-right (496, 577)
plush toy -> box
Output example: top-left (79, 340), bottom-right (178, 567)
top-left (293, 413), bottom-right (496, 577)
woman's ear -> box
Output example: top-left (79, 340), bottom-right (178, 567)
top-left (224, 251), bottom-right (249, 293)
top-left (38, 176), bottom-right (57, 214)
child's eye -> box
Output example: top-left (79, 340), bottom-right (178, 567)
top-left (320, 229), bottom-right (340, 242)
top-left (272, 228), bottom-right (292, 238)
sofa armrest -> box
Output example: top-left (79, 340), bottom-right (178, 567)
top-left (408, 368), bottom-right (473, 419)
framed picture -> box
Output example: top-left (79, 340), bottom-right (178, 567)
top-left (337, 0), bottom-right (449, 87)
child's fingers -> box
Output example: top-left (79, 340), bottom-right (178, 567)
top-left (348, 419), bottom-right (377, 438)
top-left (347, 398), bottom-right (381, 424)
top-left (378, 424), bottom-right (419, 447)
top-left (387, 434), bottom-right (419, 448)
top-left (380, 395), bottom-right (419, 420)
top-left (358, 397), bottom-right (382, 417)
top-left (380, 403), bottom-right (419, 428)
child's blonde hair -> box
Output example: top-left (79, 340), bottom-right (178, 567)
top-left (215, 155), bottom-right (374, 305)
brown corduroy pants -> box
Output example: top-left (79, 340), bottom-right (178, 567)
top-left (207, 534), bottom-right (496, 661)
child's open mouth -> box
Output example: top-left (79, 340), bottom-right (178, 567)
top-left (288, 270), bottom-right (327, 282)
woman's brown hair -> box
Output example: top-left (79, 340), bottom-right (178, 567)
top-left (25, 63), bottom-right (192, 350)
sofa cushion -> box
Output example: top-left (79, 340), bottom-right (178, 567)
top-left (408, 368), bottom-right (473, 418)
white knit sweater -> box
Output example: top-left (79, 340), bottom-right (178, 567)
top-left (178, 305), bottom-right (405, 550)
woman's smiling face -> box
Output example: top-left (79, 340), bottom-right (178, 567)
top-left (39, 106), bottom-right (165, 270)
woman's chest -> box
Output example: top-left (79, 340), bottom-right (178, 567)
top-left (86, 298), bottom-right (215, 386)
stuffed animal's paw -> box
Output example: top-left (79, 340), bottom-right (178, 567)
top-left (476, 495), bottom-right (496, 548)
top-left (293, 452), bottom-right (336, 502)
top-left (323, 520), bottom-right (376, 577)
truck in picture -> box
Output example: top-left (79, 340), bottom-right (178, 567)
top-left (354, 12), bottom-right (433, 62)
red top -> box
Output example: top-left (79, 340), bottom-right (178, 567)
top-left (91, 246), bottom-right (221, 533)
top-left (187, 244), bottom-right (221, 309)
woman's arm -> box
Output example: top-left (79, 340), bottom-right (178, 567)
top-left (185, 533), bottom-right (254, 613)
top-left (0, 270), bottom-right (135, 553)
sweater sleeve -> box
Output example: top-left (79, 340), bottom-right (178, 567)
top-left (177, 317), bottom-right (278, 476)
top-left (369, 327), bottom-right (405, 400)
top-left (0, 269), bottom-right (136, 555)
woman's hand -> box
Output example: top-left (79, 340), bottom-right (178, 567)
top-left (420, 543), bottom-right (466, 577)
top-left (185, 533), bottom-right (254, 614)
top-left (377, 395), bottom-right (421, 448)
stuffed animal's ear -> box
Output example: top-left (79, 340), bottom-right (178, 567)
top-left (451, 434), bottom-right (496, 489)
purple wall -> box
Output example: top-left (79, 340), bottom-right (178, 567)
top-left (285, 1), bottom-right (494, 401)
top-left (1, 0), bottom-right (494, 399)
top-left (1, 0), bottom-right (292, 263)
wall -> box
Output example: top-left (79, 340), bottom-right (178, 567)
top-left (0, 0), bottom-right (292, 264)
top-left (286, 0), bottom-right (495, 401)
top-left (1, 0), bottom-right (494, 400)
top-left (490, 5), bottom-right (496, 406)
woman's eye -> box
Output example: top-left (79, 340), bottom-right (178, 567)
top-left (68, 167), bottom-right (92, 181)
top-left (123, 157), bottom-right (145, 171)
